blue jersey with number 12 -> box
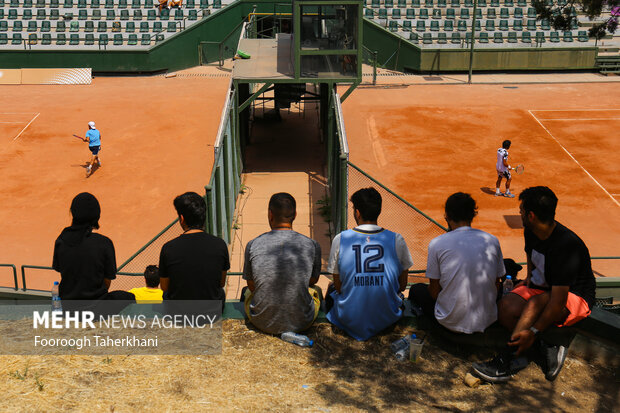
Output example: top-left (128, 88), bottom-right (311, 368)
top-left (327, 228), bottom-right (403, 341)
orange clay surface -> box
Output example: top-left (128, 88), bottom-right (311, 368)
top-left (340, 83), bottom-right (620, 278)
top-left (1, 78), bottom-right (619, 292)
top-left (0, 75), bottom-right (229, 289)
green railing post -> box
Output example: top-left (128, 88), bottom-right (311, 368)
top-left (223, 136), bottom-right (232, 242)
top-left (0, 264), bottom-right (18, 291)
top-left (339, 153), bottom-right (348, 233)
top-left (373, 50), bottom-right (377, 86)
top-left (205, 184), bottom-right (214, 234)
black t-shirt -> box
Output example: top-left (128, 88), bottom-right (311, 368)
top-left (524, 222), bottom-right (595, 307)
top-left (158, 231), bottom-right (230, 301)
top-left (52, 228), bottom-right (116, 300)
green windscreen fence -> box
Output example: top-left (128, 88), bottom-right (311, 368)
top-left (347, 162), bottom-right (447, 275)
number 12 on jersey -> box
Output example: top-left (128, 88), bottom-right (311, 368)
top-left (352, 244), bottom-right (385, 273)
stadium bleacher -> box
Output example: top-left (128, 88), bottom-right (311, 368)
top-left (363, 0), bottom-right (610, 48)
top-left (0, 0), bottom-right (231, 49)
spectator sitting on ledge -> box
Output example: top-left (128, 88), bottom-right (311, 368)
top-left (129, 265), bottom-right (163, 303)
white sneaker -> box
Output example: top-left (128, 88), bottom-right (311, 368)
top-left (495, 192), bottom-right (502, 197)
top-left (86, 165), bottom-right (92, 177)
top-left (505, 192), bottom-right (515, 198)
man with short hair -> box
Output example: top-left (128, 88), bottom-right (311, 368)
top-left (326, 187), bottom-right (413, 341)
top-left (242, 193), bottom-right (322, 335)
top-left (158, 192), bottom-right (229, 309)
top-left (129, 265), bottom-right (163, 303)
top-left (496, 139), bottom-right (515, 198)
top-left (409, 192), bottom-right (505, 334)
top-left (473, 186), bottom-right (595, 383)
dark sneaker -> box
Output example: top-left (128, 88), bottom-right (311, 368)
top-left (472, 353), bottom-right (529, 383)
top-left (541, 341), bottom-right (568, 382)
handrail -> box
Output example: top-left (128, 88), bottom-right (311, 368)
top-left (20, 265), bottom-right (54, 292)
top-left (214, 80), bottom-right (234, 149)
top-left (333, 93), bottom-right (349, 156)
top-left (218, 17), bottom-right (247, 66)
top-left (116, 218), bottom-right (179, 273)
top-left (0, 264), bottom-right (18, 291)
top-left (347, 161), bottom-right (449, 232)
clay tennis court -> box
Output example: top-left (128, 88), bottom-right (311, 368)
top-left (0, 75), bottom-right (618, 292)
top-left (341, 82), bottom-right (620, 278)
top-left (0, 73), bottom-right (229, 290)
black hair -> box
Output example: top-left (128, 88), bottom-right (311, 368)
top-left (502, 140), bottom-right (511, 149)
top-left (173, 192), bottom-right (206, 230)
top-left (144, 265), bottom-right (160, 288)
top-left (519, 186), bottom-right (558, 224)
top-left (268, 193), bottom-right (296, 223)
top-left (70, 192), bottom-right (101, 229)
top-left (445, 192), bottom-right (478, 223)
top-left (350, 187), bottom-right (382, 222)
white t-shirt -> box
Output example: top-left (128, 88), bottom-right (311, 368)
top-left (327, 224), bottom-right (413, 275)
top-left (426, 226), bottom-right (505, 334)
top-left (496, 148), bottom-right (509, 172)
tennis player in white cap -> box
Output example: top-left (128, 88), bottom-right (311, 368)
top-left (82, 121), bottom-right (101, 177)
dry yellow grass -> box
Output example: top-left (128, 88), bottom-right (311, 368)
top-left (0, 320), bottom-right (617, 412)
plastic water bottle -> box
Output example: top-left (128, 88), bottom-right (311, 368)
top-left (280, 332), bottom-right (313, 347)
top-left (51, 281), bottom-right (62, 313)
top-left (395, 346), bottom-right (409, 361)
top-left (503, 275), bottom-right (514, 296)
top-left (391, 336), bottom-right (410, 353)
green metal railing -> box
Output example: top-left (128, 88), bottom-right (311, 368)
top-left (327, 89), bottom-right (350, 236)
top-left (0, 264), bottom-right (18, 291)
top-left (8, 256), bottom-right (620, 295)
top-left (20, 265), bottom-right (54, 292)
top-left (347, 161), bottom-right (448, 232)
top-left (205, 82), bottom-right (243, 243)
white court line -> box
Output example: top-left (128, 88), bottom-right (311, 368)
top-left (537, 118), bottom-right (620, 121)
top-left (531, 109), bottom-right (620, 112)
top-left (528, 110), bottom-right (620, 208)
top-left (0, 121), bottom-right (27, 124)
top-left (12, 112), bottom-right (40, 141)
top-left (366, 116), bottom-right (387, 168)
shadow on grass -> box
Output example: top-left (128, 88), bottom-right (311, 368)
top-left (303, 320), bottom-right (619, 412)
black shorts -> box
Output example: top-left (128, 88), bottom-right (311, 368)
top-left (89, 145), bottom-right (100, 156)
top-left (498, 170), bottom-right (511, 180)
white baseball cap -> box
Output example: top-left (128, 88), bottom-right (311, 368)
top-left (88, 121), bottom-right (96, 129)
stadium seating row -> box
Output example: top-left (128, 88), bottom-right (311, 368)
top-left (364, 7), bottom-right (577, 21)
top-left (366, 0), bottom-right (566, 7)
top-left (374, 18), bottom-right (577, 32)
top-left (404, 29), bottom-right (588, 44)
top-left (0, 31), bottom-right (163, 44)
top-left (0, 0), bottom-right (219, 8)
top-left (1, 19), bottom-right (185, 31)
top-left (0, 7), bottom-right (203, 20)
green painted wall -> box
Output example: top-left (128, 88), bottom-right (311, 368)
top-left (363, 19), bottom-right (421, 71)
top-left (419, 47), bottom-right (598, 72)
top-left (361, 18), bottom-right (598, 72)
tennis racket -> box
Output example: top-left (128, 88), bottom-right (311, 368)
top-left (512, 164), bottom-right (524, 175)
top-left (72, 134), bottom-right (87, 142)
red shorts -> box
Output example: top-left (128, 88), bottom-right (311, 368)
top-left (511, 285), bottom-right (591, 327)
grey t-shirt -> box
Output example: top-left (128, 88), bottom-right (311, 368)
top-left (243, 229), bottom-right (321, 335)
